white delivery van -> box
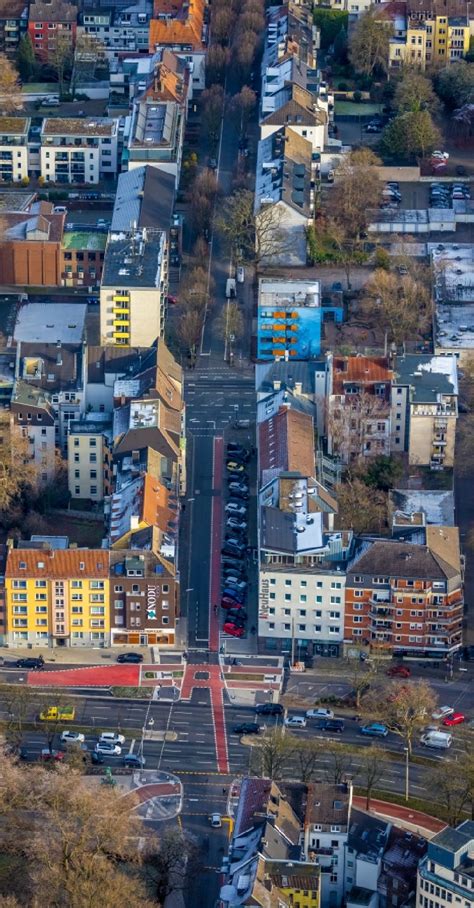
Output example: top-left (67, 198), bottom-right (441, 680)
top-left (420, 731), bottom-right (452, 749)
top-left (226, 278), bottom-right (236, 298)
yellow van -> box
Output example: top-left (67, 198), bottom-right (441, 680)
top-left (39, 705), bottom-right (76, 722)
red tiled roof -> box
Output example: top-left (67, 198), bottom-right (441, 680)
top-left (259, 407), bottom-right (315, 478)
top-left (149, 0), bottom-right (204, 50)
top-left (6, 549), bottom-right (109, 578)
top-left (332, 356), bottom-right (393, 394)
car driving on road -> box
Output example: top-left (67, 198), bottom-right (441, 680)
top-left (359, 723), bottom-right (388, 738)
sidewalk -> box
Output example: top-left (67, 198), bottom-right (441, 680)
top-left (2, 646), bottom-right (151, 665)
top-left (353, 795), bottom-right (446, 838)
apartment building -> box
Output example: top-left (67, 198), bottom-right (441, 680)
top-left (257, 278), bottom-right (342, 360)
top-left (77, 5), bottom-right (150, 55)
top-left (109, 549), bottom-right (178, 647)
top-left (10, 381), bottom-right (56, 485)
top-left (304, 783), bottom-right (352, 908)
top-left (379, 827), bottom-right (427, 908)
top-left (260, 83), bottom-right (328, 153)
top-left (28, 0), bottom-right (77, 62)
top-left (386, 0), bottom-right (471, 68)
top-left (40, 118), bottom-right (118, 184)
top-left (61, 230), bottom-right (106, 288)
top-left (126, 98), bottom-right (185, 185)
top-left (100, 228), bottom-right (168, 347)
top-left (0, 117), bottom-right (30, 183)
top-left (392, 354), bottom-right (458, 469)
top-left (345, 535), bottom-right (464, 657)
top-left (5, 544), bottom-right (110, 648)
top-left (149, 0), bottom-right (207, 91)
top-left (326, 354), bottom-right (394, 464)
top-left (417, 821), bottom-right (474, 908)
top-left (0, 0), bottom-right (28, 55)
top-left (67, 416), bottom-right (112, 502)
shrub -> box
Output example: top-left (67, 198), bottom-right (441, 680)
top-left (338, 81), bottom-right (349, 91)
top-left (353, 89), bottom-right (363, 102)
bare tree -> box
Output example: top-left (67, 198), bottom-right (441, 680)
top-left (293, 738), bottom-right (324, 783)
top-left (358, 745), bottom-right (388, 810)
top-left (335, 476), bottom-right (388, 534)
top-left (0, 54), bottom-right (22, 114)
top-left (0, 413), bottom-right (39, 516)
top-left (201, 84), bottom-right (225, 144)
top-left (49, 30), bottom-right (73, 96)
top-left (0, 684), bottom-right (36, 749)
top-left (216, 188), bottom-right (296, 266)
top-left (365, 679), bottom-right (437, 755)
top-left (365, 268), bottom-right (432, 346)
top-left (256, 729), bottom-right (294, 780)
top-left (215, 301), bottom-right (244, 345)
top-left (146, 827), bottom-right (201, 906)
top-left (344, 655), bottom-right (380, 710)
top-left (230, 85), bottom-right (256, 136)
top-left (428, 761), bottom-right (471, 826)
top-left (349, 12), bottom-right (392, 76)
top-left (177, 310), bottom-right (203, 365)
top-left (325, 742), bottom-right (354, 785)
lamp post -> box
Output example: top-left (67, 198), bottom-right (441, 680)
top-left (404, 746), bottom-right (410, 802)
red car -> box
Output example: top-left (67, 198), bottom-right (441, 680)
top-left (223, 622), bottom-right (245, 638)
top-left (386, 665), bottom-right (411, 678)
top-left (443, 712), bottom-right (465, 726)
top-left (221, 599), bottom-right (244, 610)
top-left (40, 749), bottom-right (64, 762)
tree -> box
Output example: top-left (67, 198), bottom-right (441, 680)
top-left (179, 265), bottom-right (213, 313)
top-left (345, 654), bottom-right (380, 709)
top-left (428, 762), bottom-right (471, 826)
top-left (349, 12), bottom-right (392, 77)
top-left (177, 310), bottom-right (203, 366)
top-left (333, 27), bottom-right (348, 64)
top-left (0, 413), bottom-right (39, 518)
top-left (49, 30), bottom-right (73, 95)
top-left (325, 742), bottom-right (354, 785)
top-left (394, 72), bottom-right (439, 114)
top-left (359, 745), bottom-right (388, 810)
top-left (0, 684), bottom-right (36, 750)
top-left (434, 61), bottom-right (474, 110)
top-left (313, 8), bottom-right (348, 50)
top-left (211, 8), bottom-right (235, 44)
top-left (17, 34), bottom-right (36, 83)
top-left (216, 189), bottom-right (296, 266)
top-left (256, 729), bottom-right (294, 780)
top-left (205, 45), bottom-right (229, 86)
top-left (0, 759), bottom-right (153, 907)
top-left (381, 110), bottom-right (441, 160)
top-left (366, 679), bottom-right (437, 755)
top-left (364, 268), bottom-right (431, 346)
top-left (0, 54), bottom-right (22, 114)
top-left (293, 738), bottom-right (324, 783)
top-left (74, 32), bottom-right (106, 62)
top-left (363, 455), bottom-right (403, 492)
top-left (215, 301), bottom-right (244, 347)
top-left (336, 477), bottom-right (387, 534)
top-left (187, 169), bottom-right (218, 236)
top-left (230, 85), bottom-right (256, 136)
top-left (146, 827), bottom-right (201, 905)
top-left (201, 84), bottom-right (225, 144)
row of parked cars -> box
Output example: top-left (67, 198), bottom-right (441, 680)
top-left (430, 182), bottom-right (471, 208)
top-left (221, 442), bottom-right (251, 638)
top-left (58, 731), bottom-right (145, 765)
top-left (381, 181), bottom-right (402, 210)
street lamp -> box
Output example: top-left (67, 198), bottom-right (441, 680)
top-left (404, 747), bottom-right (410, 802)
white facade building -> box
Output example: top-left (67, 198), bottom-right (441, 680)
top-left (0, 117), bottom-right (30, 182)
top-left (40, 118), bottom-right (118, 184)
top-left (417, 822), bottom-right (474, 908)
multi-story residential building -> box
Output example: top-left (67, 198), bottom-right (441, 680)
top-left (344, 535), bottom-right (464, 657)
top-left (149, 0), bottom-right (207, 91)
top-left (255, 128), bottom-right (315, 267)
top-left (417, 821), bottom-right (474, 908)
top-left (40, 118), bottom-right (119, 184)
top-left (386, 0), bottom-right (471, 68)
top-left (0, 117), bottom-right (30, 183)
top-left (10, 380), bottom-right (57, 485)
top-left (5, 543), bottom-right (110, 648)
top-left (260, 83), bottom-right (328, 153)
top-left (326, 354), bottom-right (394, 463)
top-left (257, 278), bottom-right (343, 361)
top-left (0, 543), bottom-right (6, 646)
top-left (77, 4), bottom-right (151, 55)
top-left (67, 416), bottom-right (112, 502)
top-left (109, 549), bottom-right (178, 647)
top-left (0, 201), bottom-right (65, 286)
top-left (100, 227), bottom-right (168, 347)
top-left (304, 783), bottom-right (352, 908)
top-left (28, 0), bottom-right (78, 62)
top-left (111, 165), bottom-right (176, 236)
top-left (0, 0), bottom-right (28, 55)
top-left (379, 827), bottom-right (427, 908)
top-left (61, 229), bottom-right (106, 288)
top-left (345, 809), bottom-right (392, 897)
top-left (125, 98), bottom-right (185, 184)
top-left (392, 354), bottom-right (458, 469)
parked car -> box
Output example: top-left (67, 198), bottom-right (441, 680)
top-left (124, 753), bottom-right (146, 767)
top-left (386, 665), bottom-right (411, 678)
top-left (223, 622), bottom-right (245, 638)
top-left (227, 442), bottom-right (248, 456)
top-left (228, 481), bottom-right (249, 493)
top-left (227, 609), bottom-right (247, 622)
top-left (443, 712), bottom-right (465, 726)
top-left (40, 749), bottom-right (64, 762)
top-left (209, 813), bottom-right (222, 828)
top-left (432, 706), bottom-right (454, 720)
top-left (255, 703), bottom-right (284, 716)
top-left (284, 716), bottom-right (307, 728)
top-left (221, 594), bottom-right (244, 607)
top-left (225, 503), bottom-right (247, 516)
top-left (227, 518), bottom-right (247, 532)
top-left (227, 461), bottom-right (246, 474)
top-left (360, 723), bottom-right (388, 738)
top-left (236, 265), bottom-right (245, 283)
top-left (60, 731), bottom-right (85, 745)
top-left (222, 556), bottom-right (245, 569)
top-left (233, 723), bottom-right (260, 735)
top-left (228, 489), bottom-right (249, 501)
top-left (306, 708), bottom-right (334, 720)
top-left (95, 741), bottom-right (122, 755)
top-left (91, 751), bottom-right (105, 765)
top-left (222, 544), bottom-right (246, 557)
top-left (98, 732), bottom-right (125, 746)
top-left (117, 652), bottom-right (143, 663)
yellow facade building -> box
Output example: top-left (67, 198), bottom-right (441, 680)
top-left (5, 547), bottom-right (110, 648)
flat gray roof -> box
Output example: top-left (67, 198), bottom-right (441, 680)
top-left (14, 303), bottom-right (87, 345)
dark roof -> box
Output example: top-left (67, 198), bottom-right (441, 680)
top-left (262, 84), bottom-right (327, 128)
top-left (347, 886), bottom-right (376, 906)
top-left (305, 782), bottom-right (350, 826)
top-left (348, 540), bottom-right (459, 582)
top-left (256, 360), bottom-right (322, 395)
top-left (87, 346), bottom-right (153, 384)
top-left (234, 778), bottom-right (272, 837)
top-left (394, 354), bottom-right (458, 402)
top-left (111, 166), bottom-right (175, 233)
top-left (28, 0), bottom-right (77, 21)
top-left (18, 342), bottom-right (80, 392)
top-left (114, 426), bottom-right (176, 461)
top-left (431, 823), bottom-right (474, 853)
top-left (348, 808), bottom-right (390, 858)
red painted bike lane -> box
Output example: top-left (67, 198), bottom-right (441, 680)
top-left (181, 664), bottom-right (229, 774)
top-left (209, 436), bottom-right (223, 653)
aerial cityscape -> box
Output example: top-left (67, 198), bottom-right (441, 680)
top-left (0, 0), bottom-right (473, 904)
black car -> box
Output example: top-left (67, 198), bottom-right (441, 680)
top-left (16, 657), bottom-right (44, 670)
top-left (228, 489), bottom-right (249, 501)
top-left (227, 443), bottom-right (248, 457)
top-left (91, 751), bottom-right (105, 765)
top-left (227, 609), bottom-right (247, 622)
top-left (116, 652), bottom-right (144, 664)
top-left (222, 557), bottom-right (245, 569)
top-left (255, 703), bottom-right (284, 716)
top-left (226, 450), bottom-right (249, 464)
top-left (233, 723), bottom-right (260, 735)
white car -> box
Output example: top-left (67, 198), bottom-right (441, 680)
top-left (236, 266), bottom-right (245, 283)
top-left (98, 732), bottom-right (125, 746)
top-left (209, 813), bottom-right (222, 828)
top-left (431, 150), bottom-right (449, 160)
top-left (306, 708), bottom-right (334, 720)
top-left (225, 503), bottom-right (247, 516)
top-left (95, 741), bottom-right (122, 756)
top-left (431, 706), bottom-right (454, 720)
top-left (60, 731), bottom-right (85, 744)
top-left (284, 716), bottom-right (307, 728)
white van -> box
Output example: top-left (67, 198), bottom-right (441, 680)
top-left (420, 731), bottom-right (452, 749)
top-left (226, 278), bottom-right (236, 298)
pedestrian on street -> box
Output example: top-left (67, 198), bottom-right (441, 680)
top-left (213, 603), bottom-right (218, 615)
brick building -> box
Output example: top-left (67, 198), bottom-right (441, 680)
top-left (0, 202), bottom-right (65, 286)
top-left (109, 549), bottom-right (178, 647)
top-left (344, 534), bottom-right (463, 657)
top-left (28, 0), bottom-right (77, 62)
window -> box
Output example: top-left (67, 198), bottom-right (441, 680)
top-left (330, 596), bottom-right (341, 604)
top-left (284, 593), bottom-right (291, 601)
top-left (285, 579), bottom-right (292, 586)
top-left (114, 600), bottom-right (124, 609)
